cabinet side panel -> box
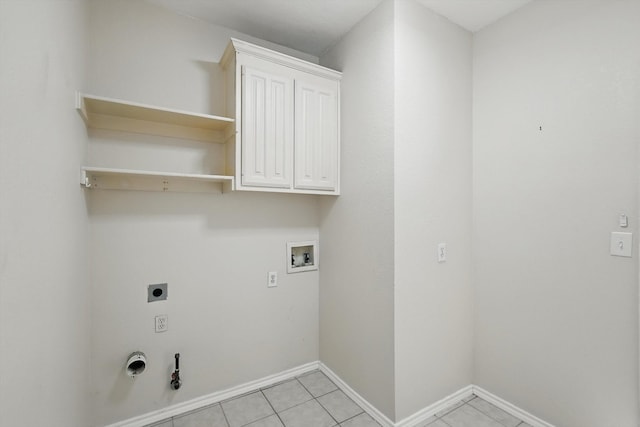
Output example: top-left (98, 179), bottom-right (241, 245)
top-left (318, 89), bottom-right (338, 187)
top-left (224, 54), bottom-right (237, 177)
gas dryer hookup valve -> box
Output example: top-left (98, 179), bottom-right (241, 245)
top-left (170, 353), bottom-right (182, 390)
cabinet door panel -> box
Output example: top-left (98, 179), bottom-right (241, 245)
top-left (242, 66), bottom-right (293, 188)
top-left (294, 80), bottom-right (339, 191)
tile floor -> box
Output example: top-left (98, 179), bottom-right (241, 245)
top-left (146, 370), bottom-right (533, 427)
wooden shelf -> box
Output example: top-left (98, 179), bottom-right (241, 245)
top-left (76, 92), bottom-right (235, 143)
top-left (81, 167), bottom-right (234, 193)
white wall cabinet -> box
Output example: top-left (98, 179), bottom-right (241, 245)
top-left (78, 39), bottom-right (340, 196)
top-left (222, 39), bottom-right (341, 195)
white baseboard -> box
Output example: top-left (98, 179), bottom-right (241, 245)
top-left (318, 362), bottom-right (396, 427)
top-left (314, 367), bottom-right (555, 427)
top-left (104, 362), bottom-right (555, 427)
top-left (472, 385), bottom-right (555, 427)
top-left (105, 361), bottom-right (320, 427)
top-left (395, 385), bottom-right (474, 427)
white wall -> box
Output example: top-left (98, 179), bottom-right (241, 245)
top-left (86, 1), bottom-right (321, 425)
top-left (5, 1), bottom-right (635, 425)
top-left (319, 0), bottom-right (397, 420)
top-left (394, 0), bottom-right (473, 420)
top-left (0, 1), bottom-right (91, 426)
top-left (473, 2), bottom-right (640, 426)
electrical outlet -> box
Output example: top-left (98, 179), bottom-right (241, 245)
top-left (268, 271), bottom-right (278, 288)
top-left (155, 315), bottom-right (168, 333)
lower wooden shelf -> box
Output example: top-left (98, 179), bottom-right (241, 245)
top-left (81, 167), bottom-right (234, 193)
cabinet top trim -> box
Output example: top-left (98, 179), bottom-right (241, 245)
top-left (221, 38), bottom-right (342, 81)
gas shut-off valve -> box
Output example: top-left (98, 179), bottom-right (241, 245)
top-left (170, 353), bottom-right (182, 390)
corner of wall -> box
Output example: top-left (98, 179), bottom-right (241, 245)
top-left (318, 0), bottom-right (396, 421)
top-left (0, 0), bottom-right (91, 425)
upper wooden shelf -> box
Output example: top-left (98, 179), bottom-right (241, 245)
top-left (81, 166), bottom-right (234, 193)
top-left (76, 92), bottom-right (235, 143)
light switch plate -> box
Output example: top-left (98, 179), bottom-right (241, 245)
top-left (610, 232), bottom-right (632, 257)
top-left (619, 214), bottom-right (629, 228)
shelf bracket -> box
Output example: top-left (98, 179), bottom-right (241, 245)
top-left (80, 169), bottom-right (91, 188)
top-left (75, 91), bottom-right (90, 125)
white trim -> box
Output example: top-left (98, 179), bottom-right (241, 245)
top-left (222, 38), bottom-right (342, 81)
top-left (318, 362), bottom-right (395, 427)
top-left (395, 385), bottom-right (473, 427)
top-left (472, 385), bottom-right (556, 427)
top-left (104, 361), bottom-right (319, 427)
top-left (103, 362), bottom-right (556, 427)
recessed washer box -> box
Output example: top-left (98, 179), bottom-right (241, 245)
top-left (148, 283), bottom-right (168, 302)
top-left (287, 240), bottom-right (318, 273)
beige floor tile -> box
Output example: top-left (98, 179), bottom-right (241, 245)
top-left (263, 380), bottom-right (313, 412)
top-left (279, 399), bottom-right (336, 427)
top-left (221, 392), bottom-right (274, 427)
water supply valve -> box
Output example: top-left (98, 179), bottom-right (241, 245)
top-left (170, 353), bottom-right (182, 390)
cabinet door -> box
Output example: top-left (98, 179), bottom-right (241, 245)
top-left (294, 79), bottom-right (339, 192)
top-left (241, 66), bottom-right (293, 188)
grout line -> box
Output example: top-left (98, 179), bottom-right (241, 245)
top-left (261, 376), bottom-right (297, 392)
top-left (296, 376), bottom-right (338, 399)
top-left (296, 369), bottom-right (320, 379)
top-left (169, 403), bottom-right (223, 426)
top-left (294, 375), bottom-right (315, 397)
top-left (296, 373), bottom-right (339, 399)
top-left (312, 384), bottom-right (340, 399)
top-left (315, 396), bottom-right (341, 426)
top-left (314, 391), bottom-right (361, 426)
top-left (439, 418), bottom-right (454, 427)
top-left (258, 377), bottom-right (315, 424)
top-left (260, 387), bottom-right (317, 427)
top-left (241, 390), bottom-right (281, 427)
top-left (220, 389), bottom-right (262, 405)
top-left (434, 400), bottom-right (466, 419)
top-left (266, 383), bottom-right (317, 414)
top-left (218, 401), bottom-right (232, 427)
top-left (160, 368), bottom-right (385, 427)
top-left (338, 411), bottom-right (368, 426)
top-left (467, 398), bottom-right (521, 427)
top-left (292, 377), bottom-right (317, 400)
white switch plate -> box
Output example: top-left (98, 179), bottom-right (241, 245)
top-left (268, 271), bottom-right (278, 288)
top-left (155, 314), bottom-right (168, 333)
top-left (619, 214), bottom-right (628, 228)
top-left (438, 243), bottom-right (447, 263)
top-left (610, 232), bottom-right (632, 257)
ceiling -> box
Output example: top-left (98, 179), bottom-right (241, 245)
top-left (417, 0), bottom-right (532, 32)
top-left (146, 0), bottom-right (533, 57)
